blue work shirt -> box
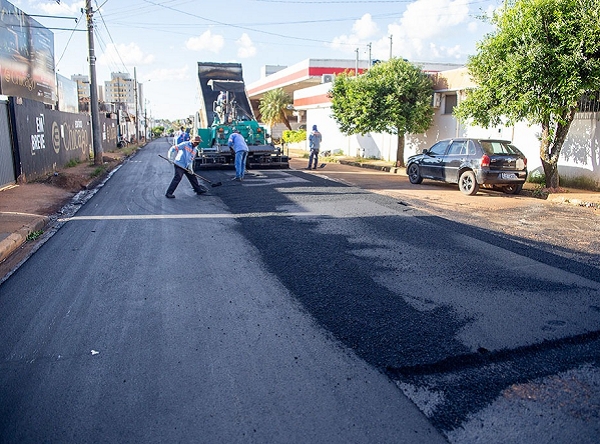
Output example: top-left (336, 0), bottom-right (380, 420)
top-left (227, 133), bottom-right (249, 153)
top-left (168, 140), bottom-right (198, 170)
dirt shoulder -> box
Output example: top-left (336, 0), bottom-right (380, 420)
top-left (1, 148), bottom-right (139, 217)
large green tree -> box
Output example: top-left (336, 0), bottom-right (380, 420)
top-left (258, 88), bottom-right (292, 131)
top-left (330, 58), bottom-right (434, 167)
top-left (454, 0), bottom-right (600, 189)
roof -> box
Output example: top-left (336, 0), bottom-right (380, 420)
top-left (247, 58), bottom-right (369, 101)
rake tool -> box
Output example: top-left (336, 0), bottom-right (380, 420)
top-left (158, 154), bottom-right (222, 187)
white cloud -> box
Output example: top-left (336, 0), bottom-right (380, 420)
top-left (327, 0), bottom-right (496, 62)
top-left (36, 0), bottom-right (85, 15)
top-left (186, 30), bottom-right (224, 53)
top-left (147, 66), bottom-right (190, 82)
top-left (399, 0), bottom-right (469, 40)
top-left (352, 13), bottom-right (379, 40)
top-left (97, 42), bottom-right (155, 67)
top-left (236, 33), bottom-right (256, 58)
top-left (330, 13), bottom-right (378, 53)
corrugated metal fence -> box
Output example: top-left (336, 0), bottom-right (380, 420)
top-left (0, 96), bottom-right (119, 186)
top-left (0, 100), bottom-right (16, 189)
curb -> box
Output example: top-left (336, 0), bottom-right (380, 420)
top-left (338, 160), bottom-right (404, 174)
top-left (0, 215), bottom-right (49, 264)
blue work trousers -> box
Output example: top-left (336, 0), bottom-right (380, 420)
top-left (235, 150), bottom-right (248, 179)
top-left (308, 149), bottom-right (319, 169)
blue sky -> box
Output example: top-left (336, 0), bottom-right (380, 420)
top-left (20, 0), bottom-right (502, 121)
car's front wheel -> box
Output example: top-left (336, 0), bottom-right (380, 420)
top-left (407, 163), bottom-right (423, 184)
top-left (459, 170), bottom-right (479, 195)
top-left (502, 184), bottom-right (523, 195)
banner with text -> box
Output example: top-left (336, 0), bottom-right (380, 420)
top-left (0, 0), bottom-right (56, 105)
top-left (10, 96), bottom-right (92, 181)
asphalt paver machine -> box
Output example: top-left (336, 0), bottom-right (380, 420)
top-left (194, 62), bottom-right (289, 170)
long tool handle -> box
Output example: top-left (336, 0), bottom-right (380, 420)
top-left (158, 154), bottom-right (222, 187)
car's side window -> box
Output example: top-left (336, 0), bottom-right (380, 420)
top-left (429, 140), bottom-right (450, 156)
top-left (467, 140), bottom-right (476, 155)
top-left (447, 141), bottom-right (467, 155)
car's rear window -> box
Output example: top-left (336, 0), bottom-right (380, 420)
top-left (479, 141), bottom-right (523, 156)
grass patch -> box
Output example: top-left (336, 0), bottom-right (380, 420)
top-left (90, 165), bottom-right (107, 178)
top-left (64, 158), bottom-right (81, 168)
top-left (26, 230), bottom-right (43, 241)
top-left (527, 172), bottom-right (600, 191)
top-left (560, 175), bottom-right (600, 191)
top-left (120, 145), bottom-right (138, 157)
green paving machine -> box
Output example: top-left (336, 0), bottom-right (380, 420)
top-left (193, 62), bottom-right (289, 169)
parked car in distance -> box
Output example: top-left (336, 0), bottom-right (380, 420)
top-left (406, 138), bottom-right (528, 196)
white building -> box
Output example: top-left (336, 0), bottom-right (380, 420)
top-left (104, 72), bottom-right (143, 116)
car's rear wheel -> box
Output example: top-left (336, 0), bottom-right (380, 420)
top-left (502, 184), bottom-right (523, 195)
top-left (459, 170), bottom-right (479, 195)
top-left (407, 163), bottom-right (423, 184)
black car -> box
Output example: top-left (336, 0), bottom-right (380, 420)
top-left (406, 138), bottom-right (528, 196)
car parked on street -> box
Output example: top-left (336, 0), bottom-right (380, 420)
top-left (406, 138), bottom-right (528, 196)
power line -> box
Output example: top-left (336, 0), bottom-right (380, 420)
top-left (55, 10), bottom-right (85, 69)
top-left (94, 0), bottom-right (129, 73)
top-left (139, 0), bottom-right (365, 48)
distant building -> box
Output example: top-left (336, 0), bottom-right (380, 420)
top-left (71, 74), bottom-right (91, 112)
top-left (104, 72), bottom-right (140, 115)
top-left (104, 72), bottom-right (145, 140)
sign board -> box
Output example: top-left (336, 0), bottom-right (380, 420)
top-left (0, 0), bottom-right (56, 105)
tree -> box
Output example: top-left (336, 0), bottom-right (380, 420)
top-left (258, 88), bottom-right (292, 131)
top-left (330, 59), bottom-right (434, 167)
top-left (454, 0), bottom-right (600, 189)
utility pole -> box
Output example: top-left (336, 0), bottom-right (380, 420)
top-left (355, 48), bottom-right (359, 77)
top-left (367, 42), bottom-right (372, 68)
top-left (85, 0), bottom-right (103, 165)
top-left (389, 35), bottom-right (393, 60)
top-left (134, 67), bottom-right (139, 143)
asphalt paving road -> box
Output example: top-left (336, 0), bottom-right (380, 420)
top-left (1, 138), bottom-right (599, 443)
top-left (0, 139), bottom-right (444, 443)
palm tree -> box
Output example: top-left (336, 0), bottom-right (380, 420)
top-left (258, 88), bottom-right (292, 130)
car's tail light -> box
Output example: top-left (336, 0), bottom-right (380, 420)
top-left (523, 157), bottom-right (527, 167)
top-left (481, 154), bottom-right (490, 167)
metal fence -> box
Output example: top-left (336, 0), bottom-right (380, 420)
top-left (579, 91), bottom-right (600, 112)
top-left (0, 100), bottom-right (16, 189)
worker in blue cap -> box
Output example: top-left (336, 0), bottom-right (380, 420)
top-left (307, 124), bottom-right (322, 170)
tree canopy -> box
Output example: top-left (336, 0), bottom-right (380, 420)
top-left (330, 58), bottom-right (434, 166)
top-left (454, 0), bottom-right (600, 188)
top-left (258, 88), bottom-right (293, 130)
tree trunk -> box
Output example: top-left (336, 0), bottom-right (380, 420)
top-left (280, 111), bottom-right (292, 131)
top-left (538, 107), bottom-right (577, 190)
top-left (395, 132), bottom-right (405, 167)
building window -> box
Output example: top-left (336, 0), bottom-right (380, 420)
top-left (444, 94), bottom-right (457, 114)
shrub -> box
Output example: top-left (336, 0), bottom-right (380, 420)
top-left (282, 129), bottom-right (306, 144)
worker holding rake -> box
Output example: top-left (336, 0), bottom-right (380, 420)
top-left (165, 135), bottom-right (208, 198)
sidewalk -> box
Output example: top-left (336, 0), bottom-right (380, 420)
top-left (334, 157), bottom-right (600, 208)
top-left (0, 183), bottom-right (73, 264)
top-left (1, 156), bottom-right (599, 268)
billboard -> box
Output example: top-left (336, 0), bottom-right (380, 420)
top-left (0, 0), bottom-right (56, 105)
top-left (57, 73), bottom-right (78, 113)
